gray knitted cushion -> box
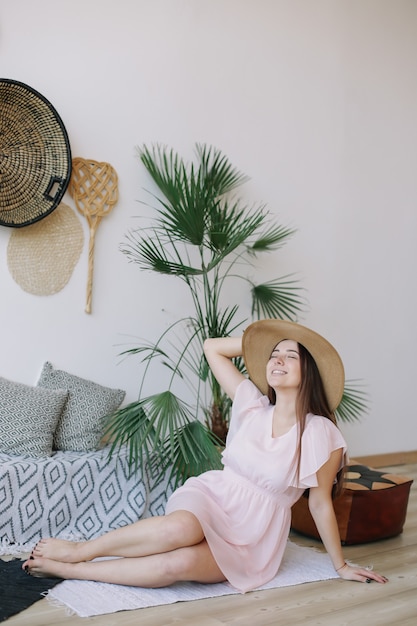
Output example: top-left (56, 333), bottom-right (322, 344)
top-left (0, 376), bottom-right (68, 457)
top-left (37, 362), bottom-right (125, 452)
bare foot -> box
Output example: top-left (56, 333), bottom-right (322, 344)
top-left (22, 556), bottom-right (70, 579)
top-left (32, 538), bottom-right (85, 563)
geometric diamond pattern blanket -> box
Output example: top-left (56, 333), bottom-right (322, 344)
top-left (0, 446), bottom-right (171, 555)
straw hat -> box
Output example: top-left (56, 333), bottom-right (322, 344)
top-left (242, 319), bottom-right (345, 411)
top-left (0, 78), bottom-right (72, 227)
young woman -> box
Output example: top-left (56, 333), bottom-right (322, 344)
top-left (23, 320), bottom-right (388, 591)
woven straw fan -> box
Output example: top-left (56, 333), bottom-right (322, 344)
top-left (69, 158), bottom-right (119, 313)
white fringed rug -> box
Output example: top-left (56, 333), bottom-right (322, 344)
top-left (47, 541), bottom-right (338, 617)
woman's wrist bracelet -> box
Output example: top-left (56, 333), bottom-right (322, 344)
top-left (335, 562), bottom-right (347, 572)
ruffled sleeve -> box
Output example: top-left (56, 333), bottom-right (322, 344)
top-left (226, 379), bottom-right (270, 444)
top-left (295, 414), bottom-right (348, 488)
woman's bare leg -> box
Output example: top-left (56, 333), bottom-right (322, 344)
top-left (23, 540), bottom-right (226, 588)
top-left (30, 511), bottom-right (204, 563)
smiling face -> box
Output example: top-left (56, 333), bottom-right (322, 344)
top-left (266, 339), bottom-right (301, 394)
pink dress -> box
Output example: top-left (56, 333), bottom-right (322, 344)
top-left (165, 379), bottom-right (347, 593)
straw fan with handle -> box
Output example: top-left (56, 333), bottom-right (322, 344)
top-left (69, 158), bottom-right (119, 313)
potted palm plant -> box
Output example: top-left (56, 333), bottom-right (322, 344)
top-left (105, 144), bottom-right (367, 487)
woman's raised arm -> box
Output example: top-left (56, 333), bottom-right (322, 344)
top-left (203, 337), bottom-right (246, 401)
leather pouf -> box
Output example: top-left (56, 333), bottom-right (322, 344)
top-left (291, 463), bottom-right (413, 545)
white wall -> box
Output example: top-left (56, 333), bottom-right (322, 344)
top-left (1, 0), bottom-right (416, 457)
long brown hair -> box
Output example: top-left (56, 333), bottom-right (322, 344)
top-left (267, 342), bottom-right (345, 497)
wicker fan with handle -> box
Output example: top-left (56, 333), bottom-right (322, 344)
top-left (69, 158), bottom-right (118, 313)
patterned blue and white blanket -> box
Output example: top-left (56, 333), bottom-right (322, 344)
top-left (0, 446), bottom-right (171, 555)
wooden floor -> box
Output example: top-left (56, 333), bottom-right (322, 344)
top-left (4, 463), bottom-right (417, 625)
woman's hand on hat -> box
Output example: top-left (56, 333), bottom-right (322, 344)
top-left (336, 561), bottom-right (388, 583)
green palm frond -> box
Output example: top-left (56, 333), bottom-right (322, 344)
top-left (118, 342), bottom-right (169, 361)
top-left (139, 146), bottom-right (207, 246)
top-left (128, 232), bottom-right (202, 276)
top-left (139, 145), bottom-right (185, 209)
top-left (250, 223), bottom-right (297, 252)
top-left (139, 392), bottom-right (194, 445)
top-left (195, 143), bottom-right (249, 195)
top-left (335, 380), bottom-right (370, 423)
top-left (104, 401), bottom-right (157, 472)
top-left (164, 421), bottom-right (223, 488)
top-left (205, 304), bottom-right (243, 339)
top-left (251, 277), bottom-right (306, 321)
top-left (138, 144), bottom-right (250, 248)
top-left (207, 199), bottom-right (265, 256)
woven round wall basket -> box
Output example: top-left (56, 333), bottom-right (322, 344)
top-left (0, 78), bottom-right (72, 228)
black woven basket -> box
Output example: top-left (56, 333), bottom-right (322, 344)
top-left (0, 79), bottom-right (72, 227)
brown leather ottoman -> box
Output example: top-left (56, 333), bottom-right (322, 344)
top-left (291, 463), bottom-right (413, 545)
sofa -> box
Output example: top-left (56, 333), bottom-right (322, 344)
top-left (0, 446), bottom-right (171, 554)
top-left (0, 363), bottom-right (171, 554)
